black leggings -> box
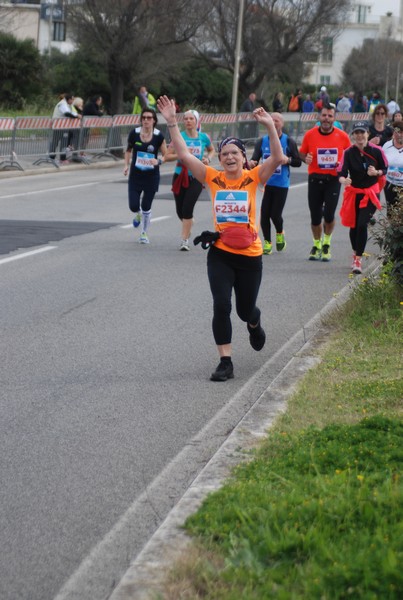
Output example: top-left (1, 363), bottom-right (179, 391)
top-left (207, 246), bottom-right (262, 345)
top-left (260, 185), bottom-right (288, 242)
top-left (349, 196), bottom-right (377, 256)
top-left (173, 175), bottom-right (203, 220)
top-left (128, 172), bottom-right (159, 213)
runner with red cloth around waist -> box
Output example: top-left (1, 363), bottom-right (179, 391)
top-left (338, 121), bottom-right (388, 274)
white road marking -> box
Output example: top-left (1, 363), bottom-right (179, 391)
top-left (120, 216), bottom-right (171, 229)
top-left (0, 246), bottom-right (57, 265)
top-left (289, 182), bottom-right (308, 189)
top-left (0, 180), bottom-right (117, 200)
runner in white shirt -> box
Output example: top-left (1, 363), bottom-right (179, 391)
top-left (383, 121), bottom-right (403, 217)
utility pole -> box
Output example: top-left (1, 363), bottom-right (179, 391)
top-left (385, 60), bottom-right (390, 104)
top-left (230, 0), bottom-right (245, 114)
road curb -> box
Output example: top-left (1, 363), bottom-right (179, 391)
top-left (0, 160), bottom-right (121, 179)
top-left (108, 260), bottom-right (380, 600)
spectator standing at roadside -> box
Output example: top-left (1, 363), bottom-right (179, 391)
top-left (240, 92), bottom-right (257, 113)
top-left (368, 91), bottom-right (382, 114)
top-left (387, 97), bottom-right (400, 120)
top-left (299, 104), bottom-right (351, 262)
top-left (354, 95), bottom-right (367, 113)
top-left (249, 112), bottom-right (301, 255)
top-left (302, 94), bottom-right (314, 113)
top-left (368, 104), bottom-right (393, 147)
top-left (336, 92), bottom-right (351, 113)
top-left (288, 89), bottom-right (303, 137)
top-left (72, 97), bottom-right (83, 115)
top-left (70, 97), bottom-right (84, 158)
top-left (132, 86), bottom-right (157, 115)
top-left (272, 92), bottom-right (284, 113)
top-left (81, 95), bottom-right (104, 151)
top-left (288, 89), bottom-right (303, 113)
top-left (123, 108), bottom-right (167, 244)
top-left (83, 96), bottom-right (103, 117)
top-left (348, 91), bottom-right (356, 111)
top-left (338, 121), bottom-right (387, 274)
top-left (320, 86), bottom-right (330, 103)
top-left (49, 94), bottom-right (81, 163)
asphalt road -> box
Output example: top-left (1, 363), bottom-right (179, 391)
top-left (0, 162), bottom-right (378, 600)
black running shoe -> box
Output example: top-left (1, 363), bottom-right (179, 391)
top-left (247, 322), bottom-right (266, 351)
top-left (210, 360), bottom-right (234, 382)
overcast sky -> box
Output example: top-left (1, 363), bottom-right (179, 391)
top-left (371, 0), bottom-right (401, 17)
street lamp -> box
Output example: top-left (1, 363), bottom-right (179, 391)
top-left (231, 0), bottom-right (245, 114)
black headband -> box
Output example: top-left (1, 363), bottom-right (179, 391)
top-left (218, 137), bottom-right (247, 161)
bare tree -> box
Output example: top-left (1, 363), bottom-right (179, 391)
top-left (193, 0), bottom-right (353, 100)
top-left (66, 0), bottom-right (208, 114)
top-left (342, 38), bottom-right (403, 99)
top-left (0, 3), bottom-right (22, 36)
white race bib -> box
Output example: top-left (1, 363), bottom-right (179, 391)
top-left (387, 166), bottom-right (403, 186)
top-left (317, 148), bottom-right (338, 169)
top-left (186, 140), bottom-right (202, 158)
top-left (135, 151), bottom-right (154, 170)
top-left (214, 190), bottom-right (249, 223)
top-left (263, 152), bottom-right (281, 175)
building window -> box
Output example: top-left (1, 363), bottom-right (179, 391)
top-left (320, 76), bottom-right (331, 86)
top-left (321, 37), bottom-right (333, 63)
top-left (357, 5), bottom-right (368, 24)
top-left (53, 21), bottom-right (66, 42)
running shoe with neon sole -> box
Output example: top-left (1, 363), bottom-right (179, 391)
top-left (276, 232), bottom-right (286, 252)
top-left (321, 243), bottom-right (331, 261)
top-left (351, 256), bottom-right (362, 274)
top-left (263, 240), bottom-right (272, 255)
top-left (309, 244), bottom-right (322, 260)
top-left (133, 212), bottom-right (142, 228)
top-left (139, 232), bottom-right (149, 244)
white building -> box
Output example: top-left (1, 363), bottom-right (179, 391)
top-left (0, 0), bottom-right (74, 54)
top-left (304, 0), bottom-right (403, 87)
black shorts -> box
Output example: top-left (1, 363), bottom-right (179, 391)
top-left (308, 174), bottom-right (341, 225)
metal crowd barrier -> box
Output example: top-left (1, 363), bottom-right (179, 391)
top-left (0, 112), bottom-right (372, 171)
top-left (0, 117), bottom-right (20, 170)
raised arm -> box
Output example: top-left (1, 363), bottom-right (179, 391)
top-left (253, 108), bottom-right (283, 184)
top-left (157, 96), bottom-right (206, 183)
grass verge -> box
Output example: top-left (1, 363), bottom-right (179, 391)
top-left (161, 270), bottom-right (403, 599)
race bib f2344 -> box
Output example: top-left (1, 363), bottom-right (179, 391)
top-left (214, 190), bottom-right (249, 223)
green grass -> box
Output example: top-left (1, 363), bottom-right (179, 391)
top-left (183, 418), bottom-right (402, 599)
top-left (161, 271), bottom-right (403, 599)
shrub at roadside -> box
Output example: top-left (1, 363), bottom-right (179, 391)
top-left (372, 198), bottom-right (403, 285)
